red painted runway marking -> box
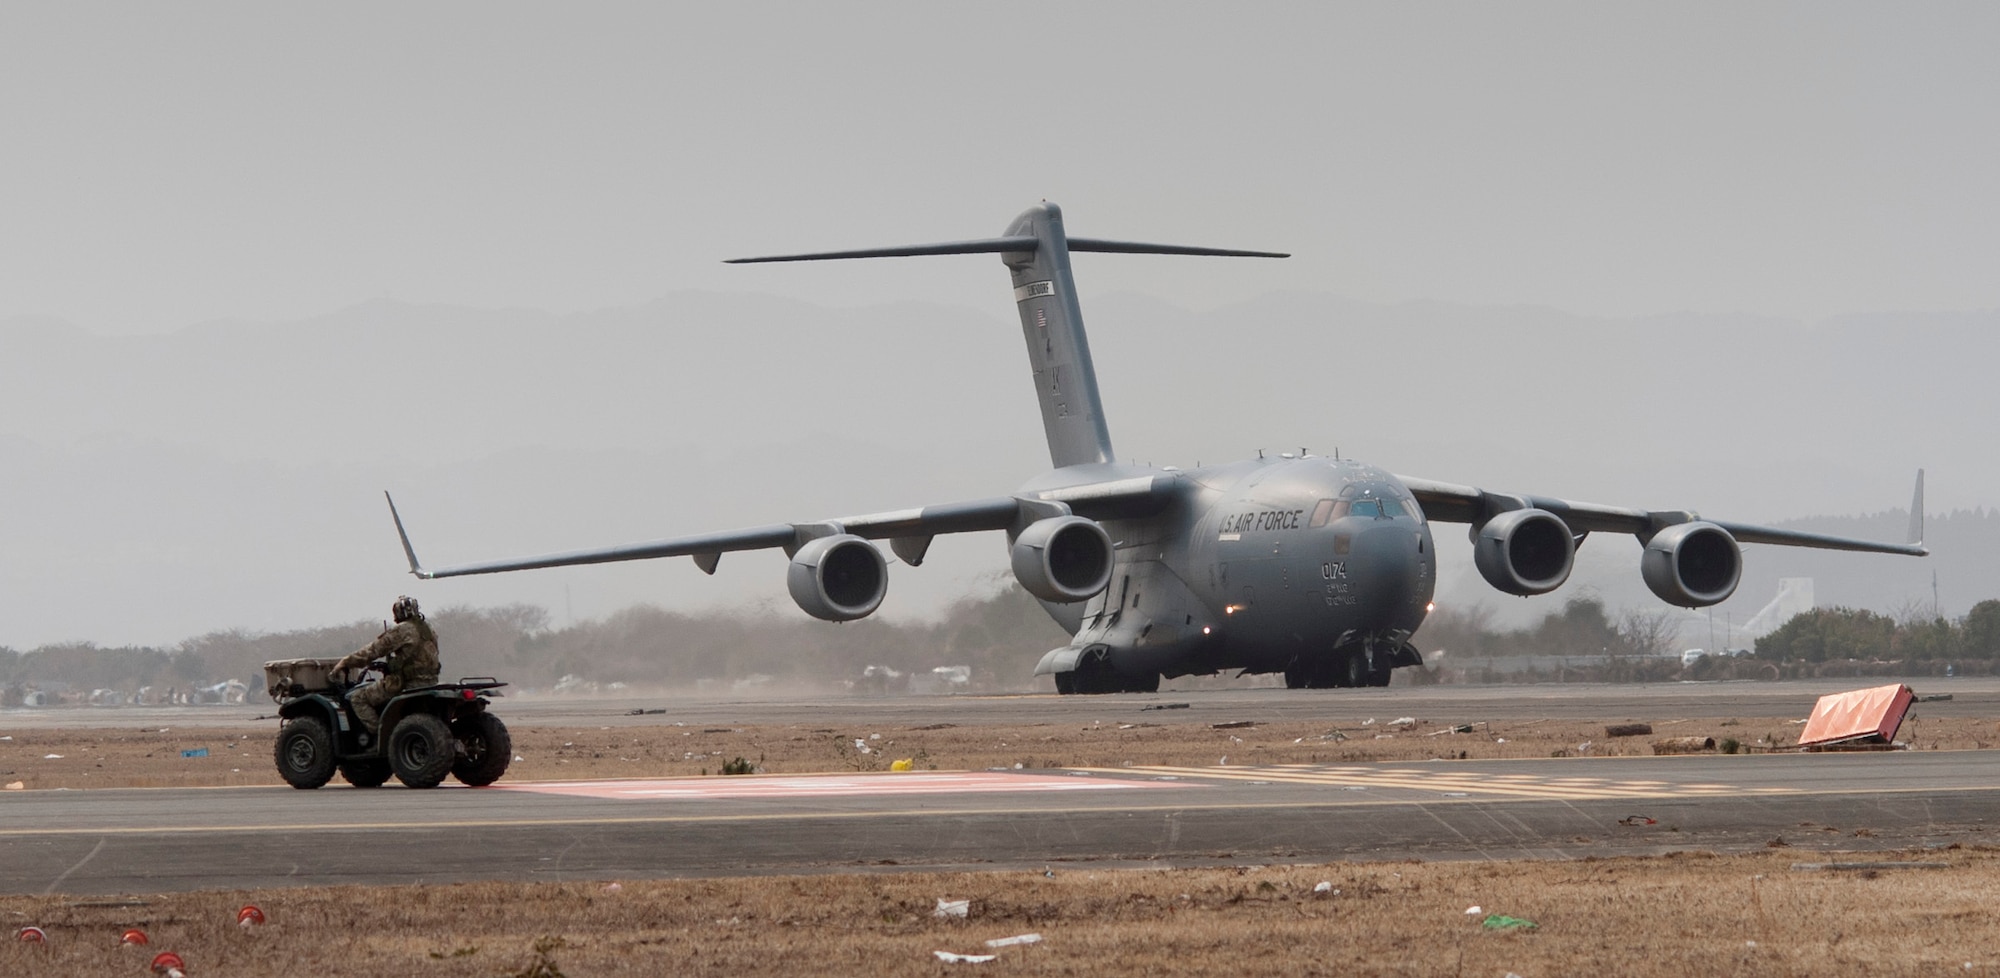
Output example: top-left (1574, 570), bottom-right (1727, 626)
top-left (497, 771), bottom-right (1191, 801)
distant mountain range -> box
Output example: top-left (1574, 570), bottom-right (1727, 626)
top-left (1, 293), bottom-right (1989, 647)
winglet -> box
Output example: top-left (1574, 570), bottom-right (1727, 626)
top-left (383, 491), bottom-right (434, 579)
top-left (1908, 469), bottom-right (1926, 548)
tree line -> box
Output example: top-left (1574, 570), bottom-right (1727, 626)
top-left (1, 584), bottom-right (1073, 701)
top-left (8, 589), bottom-right (1994, 703)
top-left (1752, 600), bottom-right (2000, 662)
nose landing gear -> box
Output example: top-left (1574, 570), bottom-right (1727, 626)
top-left (1283, 634), bottom-right (1411, 688)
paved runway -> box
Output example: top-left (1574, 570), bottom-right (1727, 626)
top-left (14, 675), bottom-right (1997, 730)
top-left (5, 749), bottom-right (1996, 895)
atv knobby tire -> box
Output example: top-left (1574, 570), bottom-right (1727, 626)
top-left (388, 713), bottom-right (456, 789)
top-left (451, 712), bottom-right (512, 786)
top-left (275, 717), bottom-right (336, 789)
top-left (339, 759), bottom-right (393, 788)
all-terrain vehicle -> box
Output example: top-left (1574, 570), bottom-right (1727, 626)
top-left (264, 657), bottom-right (512, 789)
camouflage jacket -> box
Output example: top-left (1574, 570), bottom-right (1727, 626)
top-left (342, 618), bottom-right (440, 688)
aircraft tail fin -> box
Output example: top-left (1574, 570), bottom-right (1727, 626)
top-left (730, 203), bottom-right (1286, 469)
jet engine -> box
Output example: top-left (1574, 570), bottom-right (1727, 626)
top-left (1472, 508), bottom-right (1576, 596)
top-left (1011, 516), bottom-right (1114, 603)
top-left (786, 535), bottom-right (888, 621)
top-left (1641, 521), bottom-right (1741, 607)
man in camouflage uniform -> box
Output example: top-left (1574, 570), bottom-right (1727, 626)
top-left (333, 595), bottom-right (441, 737)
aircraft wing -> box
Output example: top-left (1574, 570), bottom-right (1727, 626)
top-left (1396, 472), bottom-right (1928, 556)
top-left (384, 475), bottom-right (1181, 579)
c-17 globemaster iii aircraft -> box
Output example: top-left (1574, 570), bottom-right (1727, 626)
top-left (386, 202), bottom-right (1927, 693)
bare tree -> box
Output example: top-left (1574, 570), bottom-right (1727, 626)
top-left (1616, 607), bottom-right (1682, 658)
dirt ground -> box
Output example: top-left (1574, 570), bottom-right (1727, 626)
top-left (2, 712), bottom-right (1992, 790)
top-left (8, 708), bottom-right (1995, 975)
top-left (5, 849), bottom-right (1999, 977)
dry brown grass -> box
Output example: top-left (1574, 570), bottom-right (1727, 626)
top-left (6, 850), bottom-right (1999, 976)
top-left (4, 714), bottom-right (1991, 790)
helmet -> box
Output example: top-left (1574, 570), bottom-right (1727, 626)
top-left (391, 595), bottom-right (421, 622)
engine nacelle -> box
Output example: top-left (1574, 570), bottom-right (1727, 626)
top-left (786, 535), bottom-right (888, 621)
top-left (1473, 508), bottom-right (1576, 596)
top-left (1010, 516), bottom-right (1114, 604)
top-left (1641, 521), bottom-right (1741, 607)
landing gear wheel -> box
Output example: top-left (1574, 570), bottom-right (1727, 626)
top-left (339, 760), bottom-right (392, 788)
top-left (1365, 663), bottom-right (1394, 687)
top-left (1054, 673), bottom-right (1077, 695)
top-left (1342, 654), bottom-right (1368, 689)
top-left (451, 712), bottom-right (513, 786)
top-left (275, 717), bottom-right (335, 789)
top-left (388, 713), bottom-right (456, 788)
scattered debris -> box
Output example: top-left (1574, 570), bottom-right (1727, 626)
top-left (1313, 881), bottom-right (1335, 894)
top-left (1605, 723), bottom-right (1654, 737)
top-left (1142, 703), bottom-right (1190, 711)
top-left (180, 748), bottom-right (208, 759)
top-left (1427, 724), bottom-right (1476, 736)
top-left (4, 782), bottom-right (22, 790)
top-left (602, 882), bottom-right (623, 892)
top-left (1389, 717), bottom-right (1417, 727)
top-left (915, 723), bottom-right (958, 730)
top-left (933, 950), bottom-right (996, 964)
top-left (1652, 736), bottom-right (1717, 755)
top-left (623, 708), bottom-right (668, 715)
top-left (1791, 861), bottom-right (1951, 872)
top-left (934, 899), bottom-right (970, 919)
top-left (1481, 914), bottom-right (1538, 931)
top-left (1464, 906), bottom-right (1483, 916)
top-left (1799, 684), bottom-right (1914, 749)
top-left (42, 754), bottom-right (62, 760)
top-left (1211, 720), bottom-right (1256, 730)
top-left (1618, 815), bottom-right (1659, 826)
top-left (890, 758), bottom-right (915, 772)
top-left (984, 933), bottom-right (1042, 948)
top-left (1918, 693), bottom-right (1953, 703)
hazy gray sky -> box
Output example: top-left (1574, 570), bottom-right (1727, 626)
top-left (0, 4), bottom-right (1994, 651)
top-left (3, 3), bottom-right (1995, 333)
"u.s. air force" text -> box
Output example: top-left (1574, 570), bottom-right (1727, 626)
top-left (1219, 509), bottom-right (1305, 533)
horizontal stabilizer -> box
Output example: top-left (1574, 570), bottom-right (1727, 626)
top-left (1068, 237), bottom-right (1288, 259)
top-left (727, 237), bottom-right (1286, 264)
top-left (726, 237), bottom-right (1038, 263)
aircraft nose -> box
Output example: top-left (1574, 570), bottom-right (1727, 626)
top-left (1345, 524), bottom-right (1421, 628)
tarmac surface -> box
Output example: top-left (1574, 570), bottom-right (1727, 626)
top-left (4, 678), bottom-right (1996, 895)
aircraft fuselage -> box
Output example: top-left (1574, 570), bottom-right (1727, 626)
top-left (1022, 455), bottom-right (1435, 690)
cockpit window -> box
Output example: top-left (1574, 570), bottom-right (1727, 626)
top-left (1308, 498), bottom-right (1337, 528)
top-left (1334, 484), bottom-right (1416, 521)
